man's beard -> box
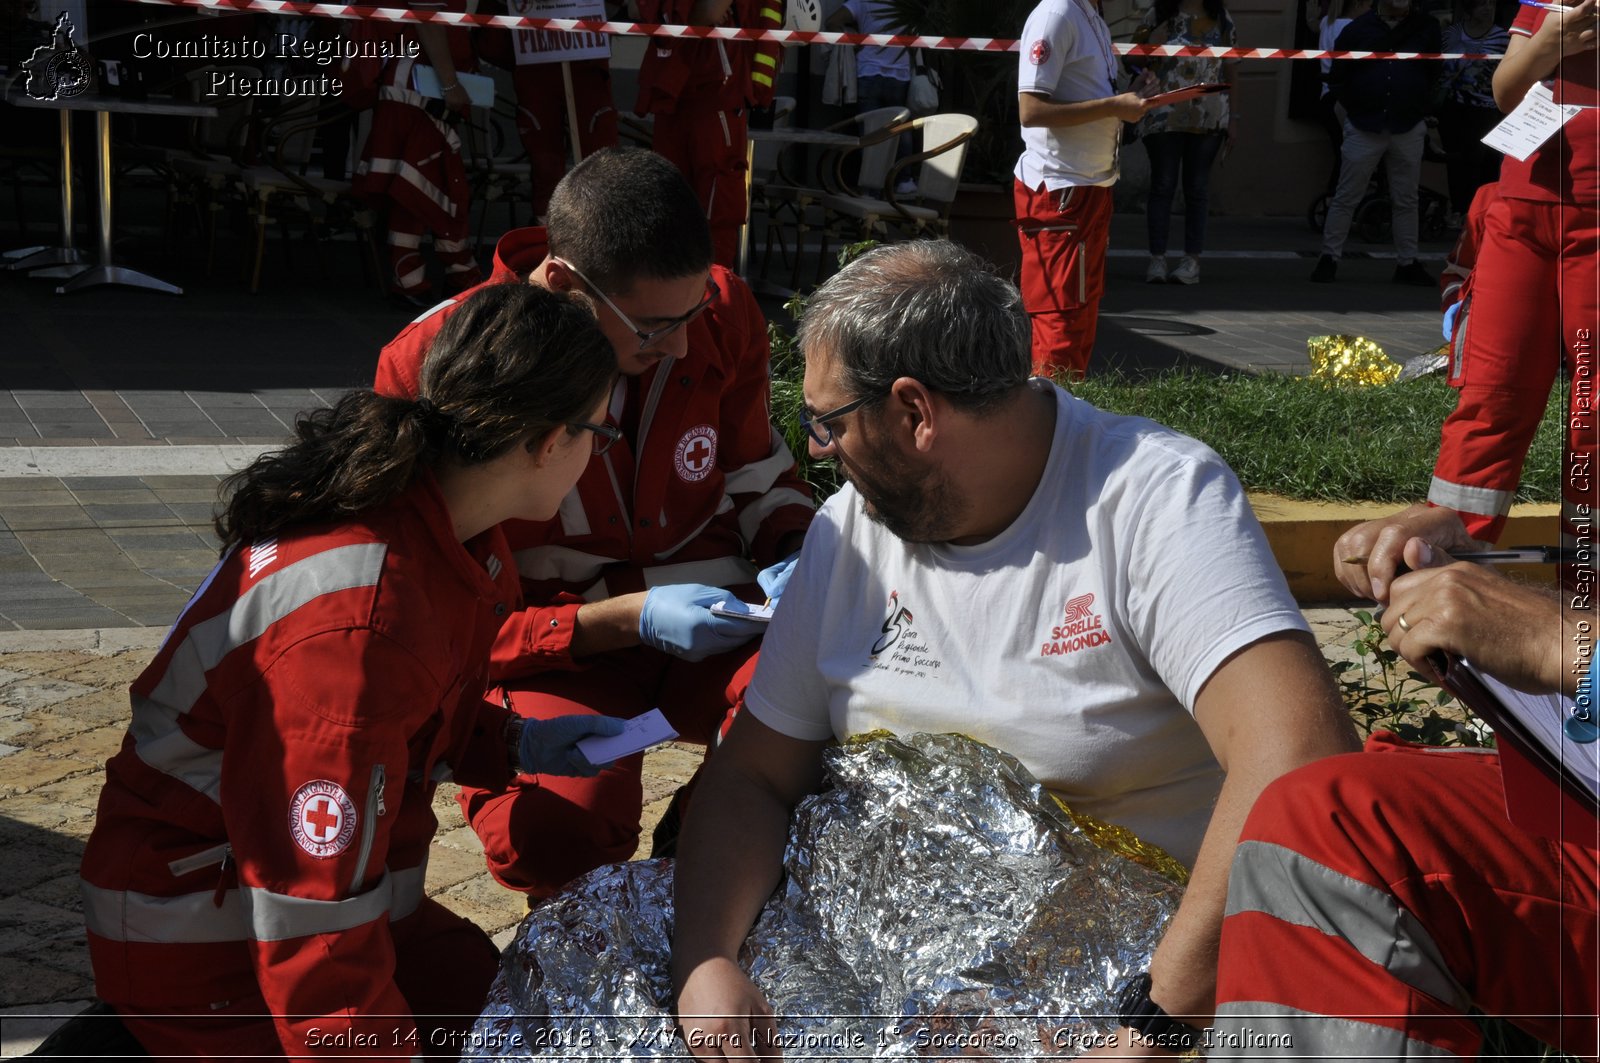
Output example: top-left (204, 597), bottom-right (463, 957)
top-left (841, 446), bottom-right (966, 544)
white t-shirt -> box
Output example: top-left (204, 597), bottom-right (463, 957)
top-left (745, 383), bottom-right (1308, 867)
top-left (1317, 16), bottom-right (1352, 96)
top-left (843, 0), bottom-right (910, 81)
top-left (1014, 0), bottom-right (1121, 190)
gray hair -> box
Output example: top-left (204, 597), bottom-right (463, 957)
top-left (796, 240), bottom-right (1032, 413)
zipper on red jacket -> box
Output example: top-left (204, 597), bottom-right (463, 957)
top-left (625, 363), bottom-right (676, 546)
top-left (211, 845), bottom-right (234, 909)
top-left (349, 763), bottom-right (387, 892)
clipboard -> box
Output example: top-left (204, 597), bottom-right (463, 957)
top-left (1143, 82), bottom-right (1231, 107)
top-left (1433, 653), bottom-right (1600, 844)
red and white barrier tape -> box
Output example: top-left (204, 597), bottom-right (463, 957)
top-left (120, 0), bottom-right (1502, 59)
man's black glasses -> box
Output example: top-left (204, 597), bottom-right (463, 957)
top-left (798, 393), bottom-right (880, 448)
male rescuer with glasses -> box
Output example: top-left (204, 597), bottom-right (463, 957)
top-left (375, 147), bottom-right (814, 902)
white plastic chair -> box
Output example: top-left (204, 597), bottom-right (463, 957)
top-left (819, 113), bottom-right (979, 246)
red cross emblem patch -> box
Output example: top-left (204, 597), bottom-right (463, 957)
top-left (674, 425), bottom-right (718, 483)
top-left (1029, 38), bottom-right (1051, 65)
top-left (289, 779), bottom-right (358, 859)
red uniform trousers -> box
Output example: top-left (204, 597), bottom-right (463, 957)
top-left (1213, 734), bottom-right (1600, 1060)
top-left (511, 60), bottom-right (619, 218)
top-left (118, 899), bottom-right (499, 1062)
top-left (652, 103), bottom-right (749, 269)
top-left (1014, 179), bottom-right (1113, 381)
top-left (1431, 195), bottom-right (1600, 565)
top-left (458, 642), bottom-right (759, 899)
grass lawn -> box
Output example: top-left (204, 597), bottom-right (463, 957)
top-left (1073, 370), bottom-right (1565, 505)
top-left (771, 329), bottom-right (1566, 508)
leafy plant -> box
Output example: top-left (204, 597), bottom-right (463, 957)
top-left (1331, 610), bottom-right (1492, 748)
top-left (766, 241), bottom-right (878, 502)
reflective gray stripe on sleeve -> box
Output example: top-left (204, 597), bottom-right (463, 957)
top-left (637, 556), bottom-right (759, 590)
top-left (723, 428), bottom-right (798, 496)
top-left (1211, 1002), bottom-right (1462, 1059)
top-left (555, 486), bottom-right (591, 538)
top-left (737, 488), bottom-right (814, 544)
top-left (513, 544), bottom-right (612, 585)
top-left (390, 864), bottom-right (425, 922)
top-left (1226, 840), bottom-right (1470, 1011)
top-left (146, 542), bottom-right (390, 715)
top-left (82, 862), bottom-right (426, 944)
top-left (1427, 476), bottom-right (1514, 518)
top-left (82, 882), bottom-right (250, 944)
top-left (130, 542), bottom-right (389, 800)
top-left (244, 872), bottom-right (394, 942)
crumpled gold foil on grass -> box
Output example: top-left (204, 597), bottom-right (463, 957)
top-left (467, 731), bottom-right (1186, 1060)
top-left (1307, 334), bottom-right (1402, 386)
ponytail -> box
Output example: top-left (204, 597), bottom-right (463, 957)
top-left (216, 283), bottom-right (615, 552)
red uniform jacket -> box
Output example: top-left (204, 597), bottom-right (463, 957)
top-left (634, 0), bottom-right (784, 114)
top-left (79, 476), bottom-right (519, 1056)
top-left (375, 228), bottom-right (814, 679)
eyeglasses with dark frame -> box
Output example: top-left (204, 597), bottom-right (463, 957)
top-left (569, 420), bottom-right (623, 456)
top-left (554, 257), bottom-right (718, 352)
top-left (798, 392), bottom-right (882, 448)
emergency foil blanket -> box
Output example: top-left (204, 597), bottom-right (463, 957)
top-left (1307, 334), bottom-right (1402, 385)
top-left (467, 732), bottom-right (1183, 1060)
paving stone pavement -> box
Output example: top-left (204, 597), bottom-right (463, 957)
top-left (0, 626), bottom-right (707, 1055)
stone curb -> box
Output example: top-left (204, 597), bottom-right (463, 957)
top-left (0, 445), bottom-right (276, 479)
top-left (1250, 494), bottom-right (1562, 603)
top-left (0, 628), bottom-right (168, 654)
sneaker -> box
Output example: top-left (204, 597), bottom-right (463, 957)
top-left (1310, 254), bottom-right (1337, 283)
top-left (1145, 256), bottom-right (1169, 284)
top-left (1169, 256), bottom-right (1200, 285)
top-left (893, 178), bottom-right (919, 197)
top-left (1392, 260), bottom-right (1436, 287)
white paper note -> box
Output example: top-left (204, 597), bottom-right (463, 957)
top-left (710, 598), bottom-right (776, 623)
top-left (1481, 81), bottom-right (1583, 162)
top-left (577, 708), bottom-right (679, 764)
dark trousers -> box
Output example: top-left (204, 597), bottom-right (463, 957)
top-left (1436, 100), bottom-right (1504, 214)
top-left (1142, 130), bottom-right (1227, 257)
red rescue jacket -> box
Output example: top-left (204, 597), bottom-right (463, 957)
top-left (375, 227), bottom-right (814, 678)
top-left (80, 475), bottom-right (519, 1055)
top-left (633, 0), bottom-right (784, 113)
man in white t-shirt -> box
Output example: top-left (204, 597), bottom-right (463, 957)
top-left (1015, 0), bottom-right (1156, 380)
top-left (670, 241), bottom-right (1358, 1060)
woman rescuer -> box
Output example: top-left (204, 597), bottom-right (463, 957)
top-left (77, 282), bottom-right (628, 1060)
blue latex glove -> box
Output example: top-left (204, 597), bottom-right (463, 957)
top-left (518, 714), bottom-right (627, 777)
top-left (639, 583), bottom-right (767, 662)
top-left (1442, 301), bottom-right (1462, 342)
top-left (756, 553), bottom-right (800, 603)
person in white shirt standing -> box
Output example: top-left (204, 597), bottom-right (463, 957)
top-left (1014, 0), bottom-right (1155, 381)
top-left (825, 0), bottom-right (917, 192)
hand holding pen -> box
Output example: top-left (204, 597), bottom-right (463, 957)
top-left (1382, 538), bottom-right (1569, 696)
top-left (1331, 503), bottom-right (1489, 603)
